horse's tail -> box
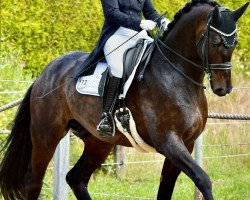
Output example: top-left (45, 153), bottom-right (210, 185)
top-left (0, 85), bottom-right (33, 200)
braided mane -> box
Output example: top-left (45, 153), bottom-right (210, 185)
top-left (164, 0), bottom-right (220, 36)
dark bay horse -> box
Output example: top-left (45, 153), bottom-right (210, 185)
top-left (0, 1), bottom-right (248, 199)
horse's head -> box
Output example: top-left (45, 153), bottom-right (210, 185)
top-left (197, 2), bottom-right (249, 96)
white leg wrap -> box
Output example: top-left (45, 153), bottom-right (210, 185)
top-left (115, 108), bottom-right (156, 153)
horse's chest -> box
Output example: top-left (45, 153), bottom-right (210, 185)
top-left (157, 98), bottom-right (206, 135)
top-left (175, 99), bottom-right (208, 141)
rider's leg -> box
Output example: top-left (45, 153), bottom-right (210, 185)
top-left (96, 74), bottom-right (120, 137)
top-left (97, 30), bottom-right (137, 137)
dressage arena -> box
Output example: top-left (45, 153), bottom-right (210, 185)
top-left (0, 81), bottom-right (249, 199)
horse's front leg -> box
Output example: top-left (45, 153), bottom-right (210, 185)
top-left (158, 131), bottom-right (213, 200)
top-left (157, 157), bottom-right (181, 199)
top-left (157, 143), bottom-right (194, 199)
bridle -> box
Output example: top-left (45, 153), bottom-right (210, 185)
top-left (196, 14), bottom-right (235, 76)
top-left (155, 7), bottom-right (236, 89)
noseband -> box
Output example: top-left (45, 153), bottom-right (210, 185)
top-left (197, 18), bottom-right (235, 76)
top-left (155, 7), bottom-right (236, 88)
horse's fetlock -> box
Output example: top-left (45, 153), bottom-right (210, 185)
top-left (66, 172), bottom-right (75, 186)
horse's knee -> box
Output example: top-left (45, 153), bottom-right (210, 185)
top-left (66, 170), bottom-right (92, 200)
top-left (194, 172), bottom-right (213, 200)
top-left (66, 171), bottom-right (84, 190)
top-left (196, 173), bottom-right (212, 191)
top-left (66, 170), bottom-right (79, 186)
top-left (66, 169), bottom-right (88, 186)
top-left (65, 171), bottom-right (72, 185)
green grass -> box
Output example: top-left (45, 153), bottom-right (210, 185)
top-left (39, 142), bottom-right (249, 200)
top-left (207, 161), bottom-right (250, 200)
top-left (87, 151), bottom-right (249, 200)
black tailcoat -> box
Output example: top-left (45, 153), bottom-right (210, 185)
top-left (76, 0), bottom-right (163, 77)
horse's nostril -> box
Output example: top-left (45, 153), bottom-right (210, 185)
top-left (215, 88), bottom-right (223, 93)
top-left (214, 88), bottom-right (226, 96)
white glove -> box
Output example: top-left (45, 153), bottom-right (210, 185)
top-left (161, 18), bottom-right (171, 31)
top-left (140, 20), bottom-right (156, 31)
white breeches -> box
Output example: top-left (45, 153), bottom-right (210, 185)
top-left (104, 27), bottom-right (152, 78)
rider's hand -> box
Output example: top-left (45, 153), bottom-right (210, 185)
top-left (161, 18), bottom-right (171, 31)
top-left (140, 20), bottom-right (156, 31)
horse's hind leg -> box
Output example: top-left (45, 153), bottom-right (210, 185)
top-left (157, 143), bottom-right (194, 199)
top-left (25, 124), bottom-right (67, 200)
top-left (160, 132), bottom-right (213, 200)
top-left (66, 137), bottom-right (114, 200)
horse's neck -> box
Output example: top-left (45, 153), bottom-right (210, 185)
top-left (164, 11), bottom-right (206, 64)
top-left (162, 4), bottom-right (212, 63)
top-left (149, 9), bottom-right (208, 91)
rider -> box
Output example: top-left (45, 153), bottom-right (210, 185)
top-left (93, 0), bottom-right (170, 137)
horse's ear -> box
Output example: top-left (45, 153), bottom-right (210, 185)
top-left (231, 2), bottom-right (249, 22)
top-left (211, 5), bottom-right (221, 25)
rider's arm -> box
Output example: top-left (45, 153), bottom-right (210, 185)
top-left (101, 0), bottom-right (141, 31)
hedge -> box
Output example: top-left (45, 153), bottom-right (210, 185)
top-left (1, 0), bottom-right (249, 76)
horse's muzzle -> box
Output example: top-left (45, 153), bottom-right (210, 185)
top-left (210, 68), bottom-right (233, 96)
top-left (213, 86), bottom-right (233, 96)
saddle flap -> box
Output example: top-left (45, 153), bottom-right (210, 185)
top-left (123, 38), bottom-right (145, 78)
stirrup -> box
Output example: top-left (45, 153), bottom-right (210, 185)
top-left (116, 108), bottom-right (131, 133)
top-left (96, 113), bottom-right (115, 137)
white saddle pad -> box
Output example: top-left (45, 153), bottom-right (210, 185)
top-left (76, 62), bottom-right (107, 96)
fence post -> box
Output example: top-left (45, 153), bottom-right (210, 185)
top-left (113, 145), bottom-right (126, 177)
top-left (53, 132), bottom-right (70, 200)
top-left (194, 134), bottom-right (204, 200)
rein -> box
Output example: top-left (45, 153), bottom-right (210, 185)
top-left (154, 28), bottom-right (206, 89)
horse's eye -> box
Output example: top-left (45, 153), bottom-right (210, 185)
top-left (210, 42), bottom-right (221, 48)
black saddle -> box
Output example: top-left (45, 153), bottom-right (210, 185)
top-left (123, 38), bottom-right (154, 81)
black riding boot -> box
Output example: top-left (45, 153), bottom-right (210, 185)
top-left (96, 76), bottom-right (120, 137)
